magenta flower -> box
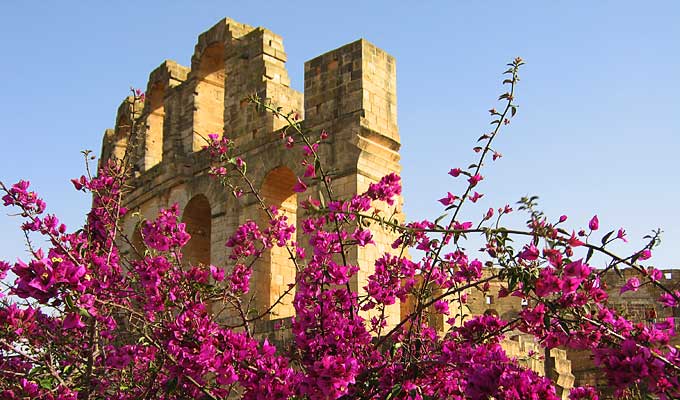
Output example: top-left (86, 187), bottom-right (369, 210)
top-left (235, 157), bottom-right (245, 169)
top-left (365, 173), bottom-right (402, 205)
top-left (564, 259), bottom-right (591, 279)
top-left (567, 231), bottom-right (584, 247)
top-left (648, 267), bottom-right (663, 281)
top-left (292, 178), bottom-right (308, 193)
top-left (519, 243), bottom-right (539, 261)
top-left (63, 313), bottom-right (85, 330)
top-left (620, 277), bottom-right (640, 294)
top-left (302, 143), bottom-right (319, 156)
top-left (616, 228), bottom-right (628, 242)
top-left (453, 221), bottom-right (473, 230)
top-left (659, 293), bottom-right (678, 307)
top-left (469, 191), bottom-right (484, 203)
top-left (304, 163), bottom-right (316, 178)
top-left (210, 265), bottom-right (225, 282)
top-left (448, 168), bottom-right (462, 177)
top-left (352, 228), bottom-right (374, 246)
top-left (434, 300), bottom-right (450, 315)
top-left (638, 249), bottom-right (652, 260)
top-left (468, 174), bottom-right (483, 187)
top-left (589, 215), bottom-right (599, 231)
top-left (438, 192), bottom-right (458, 206)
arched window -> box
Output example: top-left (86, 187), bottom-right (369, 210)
top-left (144, 82), bottom-right (165, 169)
top-left (257, 167), bottom-right (297, 319)
top-left (131, 225), bottom-right (145, 260)
top-left (111, 115), bottom-right (130, 161)
top-left (182, 195), bottom-right (212, 266)
top-left (193, 44), bottom-right (225, 151)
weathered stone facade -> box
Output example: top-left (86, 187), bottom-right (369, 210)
top-left (101, 18), bottom-right (402, 327)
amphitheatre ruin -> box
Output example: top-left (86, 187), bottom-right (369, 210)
top-left (100, 18), bottom-right (679, 398)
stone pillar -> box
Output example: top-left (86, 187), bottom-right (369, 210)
top-left (303, 39), bottom-right (403, 328)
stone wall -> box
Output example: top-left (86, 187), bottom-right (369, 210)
top-left (567, 268), bottom-right (680, 393)
top-left (101, 18), bottom-right (403, 328)
top-left (462, 267), bottom-right (680, 394)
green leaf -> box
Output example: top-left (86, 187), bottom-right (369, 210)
top-left (38, 376), bottom-right (54, 390)
top-left (318, 189), bottom-right (326, 208)
top-left (165, 377), bottom-right (178, 393)
top-left (586, 247), bottom-right (594, 263)
top-left (386, 384), bottom-right (402, 400)
top-left (65, 294), bottom-right (75, 309)
top-left (601, 230), bottom-right (614, 246)
top-left (559, 319), bottom-right (571, 335)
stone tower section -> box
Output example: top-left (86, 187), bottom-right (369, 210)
top-left (303, 39), bottom-right (402, 326)
top-left (100, 18), bottom-right (403, 330)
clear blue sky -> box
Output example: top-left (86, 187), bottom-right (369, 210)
top-left (0, 2), bottom-right (678, 269)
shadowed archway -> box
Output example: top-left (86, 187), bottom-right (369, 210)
top-left (183, 194), bottom-right (212, 266)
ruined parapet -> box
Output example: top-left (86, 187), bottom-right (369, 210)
top-left (101, 96), bottom-right (142, 165)
top-left (137, 60), bottom-right (189, 172)
top-left (183, 18), bottom-right (302, 154)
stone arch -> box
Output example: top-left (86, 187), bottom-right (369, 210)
top-left (103, 96), bottom-right (144, 165)
top-left (484, 308), bottom-right (500, 317)
top-left (143, 81), bottom-right (165, 169)
top-left (111, 113), bottom-right (131, 161)
top-left (182, 194), bottom-right (212, 266)
top-left (193, 43), bottom-right (225, 151)
top-left (255, 166), bottom-right (298, 320)
top-left (130, 225), bottom-right (145, 259)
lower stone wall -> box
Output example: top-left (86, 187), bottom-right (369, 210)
top-left (502, 333), bottom-right (574, 400)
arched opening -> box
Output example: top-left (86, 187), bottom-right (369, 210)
top-left (131, 225), bottom-right (145, 260)
top-left (256, 167), bottom-right (298, 319)
top-left (484, 308), bottom-right (499, 317)
top-left (182, 195), bottom-right (212, 266)
top-left (144, 82), bottom-right (165, 169)
top-left (112, 115), bottom-right (130, 161)
top-left (193, 44), bottom-right (225, 151)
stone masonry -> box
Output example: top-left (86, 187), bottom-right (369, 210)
top-left (101, 18), bottom-right (402, 328)
top-left (98, 17), bottom-right (679, 398)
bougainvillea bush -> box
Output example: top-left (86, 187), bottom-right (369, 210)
top-left (1, 58), bottom-right (678, 400)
